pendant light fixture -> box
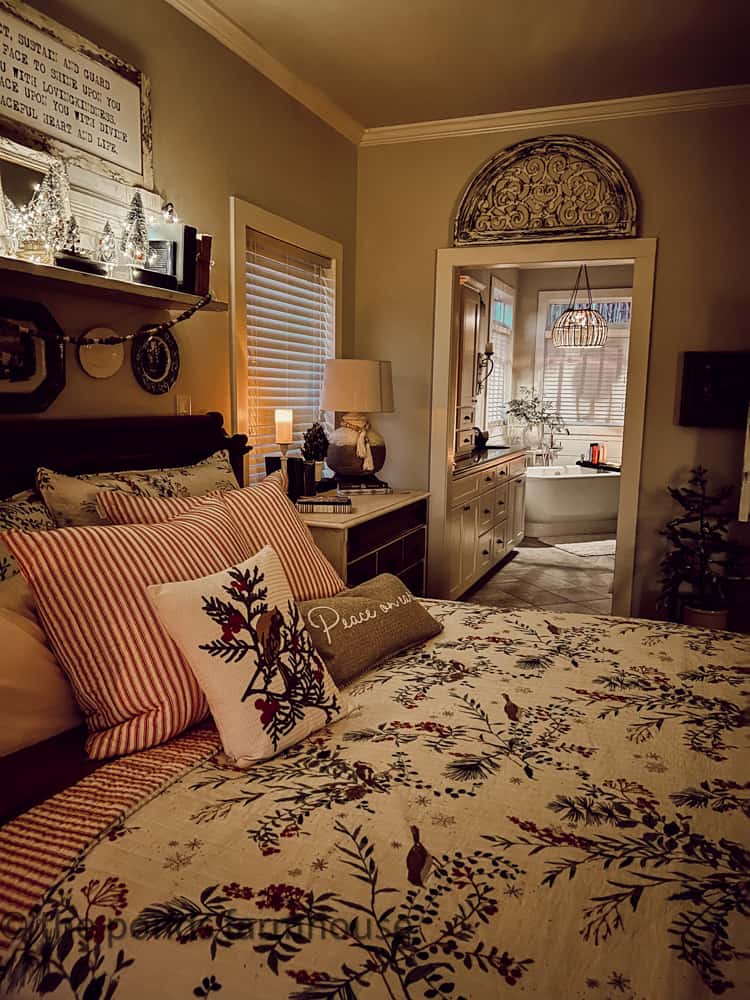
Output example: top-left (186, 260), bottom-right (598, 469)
top-left (551, 264), bottom-right (608, 348)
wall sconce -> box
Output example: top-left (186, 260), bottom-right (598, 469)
top-left (476, 340), bottom-right (494, 392)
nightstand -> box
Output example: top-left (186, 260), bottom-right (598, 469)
top-left (298, 490), bottom-right (430, 595)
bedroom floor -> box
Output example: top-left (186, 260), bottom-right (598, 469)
top-left (466, 535), bottom-right (615, 614)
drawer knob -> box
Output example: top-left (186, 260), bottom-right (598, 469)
top-left (484, 475), bottom-right (492, 482)
top-left (463, 504), bottom-right (471, 512)
top-left (484, 507), bottom-right (491, 514)
top-left (482, 548), bottom-right (490, 556)
top-left (497, 499), bottom-right (504, 506)
top-left (463, 415), bottom-right (471, 421)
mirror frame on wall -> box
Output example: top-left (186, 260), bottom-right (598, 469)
top-left (429, 237), bottom-right (658, 617)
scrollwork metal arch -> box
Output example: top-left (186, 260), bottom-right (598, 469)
top-left (453, 135), bottom-right (637, 245)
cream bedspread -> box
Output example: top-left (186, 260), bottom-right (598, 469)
top-left (1, 604), bottom-right (748, 999)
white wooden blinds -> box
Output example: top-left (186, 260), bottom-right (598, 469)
top-left (245, 229), bottom-right (335, 480)
top-left (543, 334), bottom-right (630, 426)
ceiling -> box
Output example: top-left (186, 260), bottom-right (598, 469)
top-left (200, 0), bottom-right (750, 129)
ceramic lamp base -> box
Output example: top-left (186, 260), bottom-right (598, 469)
top-left (326, 411), bottom-right (386, 478)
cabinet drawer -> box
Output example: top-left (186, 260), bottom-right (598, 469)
top-left (478, 467), bottom-right (496, 492)
top-left (398, 560), bottom-right (425, 596)
top-left (346, 552), bottom-right (377, 586)
top-left (478, 494), bottom-right (494, 532)
top-left (456, 406), bottom-right (474, 430)
top-left (455, 428), bottom-right (474, 453)
top-left (477, 529), bottom-right (494, 574)
top-left (493, 483), bottom-right (508, 523)
top-left (403, 526), bottom-right (426, 567)
top-left (508, 456), bottom-right (526, 479)
top-left (495, 461), bottom-right (511, 484)
top-left (377, 538), bottom-right (405, 576)
top-left (448, 472), bottom-right (479, 508)
top-left (347, 500), bottom-right (427, 561)
top-left (493, 524), bottom-right (508, 560)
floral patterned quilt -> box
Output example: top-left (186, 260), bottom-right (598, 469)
top-left (1, 603), bottom-right (748, 1000)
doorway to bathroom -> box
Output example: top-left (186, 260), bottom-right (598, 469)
top-left (428, 239), bottom-right (657, 617)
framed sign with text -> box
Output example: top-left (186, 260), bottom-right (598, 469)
top-left (0, 0), bottom-right (152, 187)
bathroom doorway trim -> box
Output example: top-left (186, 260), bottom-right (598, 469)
top-left (428, 237), bottom-right (657, 616)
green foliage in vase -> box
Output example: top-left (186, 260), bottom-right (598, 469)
top-left (658, 465), bottom-right (744, 617)
top-left (506, 387), bottom-right (568, 436)
top-left (302, 421), bottom-right (329, 462)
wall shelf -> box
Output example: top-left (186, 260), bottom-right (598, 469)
top-left (0, 256), bottom-right (228, 313)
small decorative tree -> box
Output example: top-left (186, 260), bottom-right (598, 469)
top-left (120, 192), bottom-right (149, 264)
top-left (658, 466), bottom-right (743, 619)
top-left (302, 420), bottom-right (329, 463)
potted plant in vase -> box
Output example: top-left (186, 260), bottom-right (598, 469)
top-left (658, 465), bottom-right (744, 629)
top-left (302, 420), bottom-right (329, 484)
top-left (506, 387), bottom-right (568, 457)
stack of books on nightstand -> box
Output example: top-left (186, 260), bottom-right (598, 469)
top-left (295, 494), bottom-right (352, 514)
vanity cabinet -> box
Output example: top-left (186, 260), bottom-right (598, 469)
top-left (454, 276), bottom-right (485, 457)
top-left (446, 451), bottom-right (526, 599)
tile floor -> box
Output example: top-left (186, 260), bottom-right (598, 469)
top-left (466, 536), bottom-right (615, 614)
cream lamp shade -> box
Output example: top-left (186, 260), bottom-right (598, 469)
top-left (320, 359), bottom-right (394, 414)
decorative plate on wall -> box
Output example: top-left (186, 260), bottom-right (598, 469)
top-left (77, 328), bottom-right (125, 379)
top-left (131, 327), bottom-right (180, 394)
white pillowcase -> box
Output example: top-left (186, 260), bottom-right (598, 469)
top-left (148, 547), bottom-right (347, 767)
top-left (0, 607), bottom-right (82, 757)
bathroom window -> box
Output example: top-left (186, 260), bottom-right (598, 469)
top-left (484, 275), bottom-right (515, 429)
top-left (535, 289), bottom-right (631, 430)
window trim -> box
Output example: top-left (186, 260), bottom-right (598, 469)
top-left (230, 197), bottom-right (343, 444)
top-left (533, 287), bottom-right (632, 433)
top-left (482, 273), bottom-right (515, 430)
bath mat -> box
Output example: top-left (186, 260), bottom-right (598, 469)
top-left (550, 539), bottom-right (616, 557)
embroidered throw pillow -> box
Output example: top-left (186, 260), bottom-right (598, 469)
top-left (4, 498), bottom-right (250, 759)
top-left (0, 491), bottom-right (54, 612)
top-left (100, 472), bottom-right (343, 602)
top-left (37, 450), bottom-right (238, 526)
top-left (299, 574), bottom-right (443, 686)
top-left (148, 546), bottom-right (347, 767)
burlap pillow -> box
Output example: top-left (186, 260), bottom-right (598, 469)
top-left (299, 574), bottom-right (443, 686)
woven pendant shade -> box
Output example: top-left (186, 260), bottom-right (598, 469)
top-left (551, 265), bottom-right (609, 348)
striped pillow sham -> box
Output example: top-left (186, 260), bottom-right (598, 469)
top-left (99, 472), bottom-right (344, 602)
top-left (4, 498), bottom-right (250, 759)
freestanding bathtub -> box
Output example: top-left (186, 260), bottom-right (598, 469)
top-left (524, 464), bottom-right (620, 537)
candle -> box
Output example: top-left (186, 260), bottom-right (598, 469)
top-left (274, 408), bottom-right (294, 445)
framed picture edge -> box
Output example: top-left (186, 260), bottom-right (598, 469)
top-left (0, 0), bottom-right (153, 189)
top-left (0, 296), bottom-right (66, 413)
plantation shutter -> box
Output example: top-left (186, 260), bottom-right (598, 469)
top-left (542, 334), bottom-right (630, 426)
top-left (485, 327), bottom-right (512, 426)
top-left (245, 229), bottom-right (335, 481)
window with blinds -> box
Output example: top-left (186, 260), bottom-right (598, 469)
top-left (540, 292), bottom-right (631, 428)
top-left (245, 229), bottom-right (335, 481)
top-left (485, 278), bottom-right (514, 428)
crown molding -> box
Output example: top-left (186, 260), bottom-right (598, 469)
top-left (164, 0), bottom-right (364, 144)
top-left (360, 85), bottom-right (750, 147)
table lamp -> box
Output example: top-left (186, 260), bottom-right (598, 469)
top-left (320, 359), bottom-right (394, 488)
top-left (274, 407), bottom-right (294, 470)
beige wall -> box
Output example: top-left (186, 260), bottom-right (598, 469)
top-left (356, 107), bottom-right (750, 616)
top-left (0, 0), bottom-right (357, 424)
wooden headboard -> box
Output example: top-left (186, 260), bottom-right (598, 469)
top-left (0, 411), bottom-right (250, 499)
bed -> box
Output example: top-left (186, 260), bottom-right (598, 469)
top-left (0, 417), bottom-right (748, 999)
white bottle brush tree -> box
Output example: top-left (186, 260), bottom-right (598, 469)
top-left (120, 192), bottom-right (149, 264)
